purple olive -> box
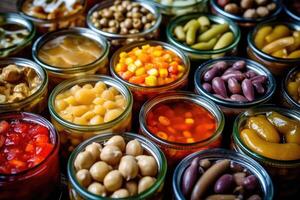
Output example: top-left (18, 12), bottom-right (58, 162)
top-left (233, 172), bottom-right (246, 186)
top-left (221, 71), bottom-right (245, 81)
top-left (241, 79), bottom-right (255, 101)
top-left (223, 67), bottom-right (236, 74)
top-left (203, 66), bottom-right (219, 82)
top-left (230, 161), bottom-right (244, 172)
top-left (250, 75), bottom-right (267, 84)
top-left (214, 174), bottom-right (234, 193)
top-left (243, 175), bottom-right (258, 191)
top-left (232, 60), bottom-right (246, 70)
top-left (245, 70), bottom-right (257, 78)
top-left (253, 82), bottom-right (265, 94)
top-left (230, 94), bottom-right (248, 102)
top-left (202, 83), bottom-right (212, 93)
top-left (212, 77), bottom-right (228, 98)
top-left (247, 194), bottom-right (262, 200)
top-left (181, 157), bottom-right (200, 196)
top-left (213, 61), bottom-right (228, 71)
top-left (228, 78), bottom-right (241, 94)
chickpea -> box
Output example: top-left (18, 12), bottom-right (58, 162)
top-left (138, 176), bottom-right (156, 194)
top-left (224, 3), bottom-right (239, 14)
top-left (124, 18), bottom-right (133, 29)
top-left (133, 19), bottom-right (142, 30)
top-left (140, 7), bottom-right (148, 14)
top-left (126, 139), bottom-right (143, 156)
top-left (114, 12), bottom-right (125, 21)
top-left (100, 145), bottom-right (122, 165)
top-left (136, 155), bottom-right (158, 177)
top-left (102, 9), bottom-right (113, 18)
top-left (85, 142), bottom-right (102, 161)
top-left (99, 18), bottom-right (108, 27)
top-left (126, 11), bottom-right (133, 18)
top-left (240, 0), bottom-right (254, 9)
top-left (129, 29), bottom-right (139, 34)
top-left (132, 12), bottom-right (142, 19)
top-left (74, 151), bottom-right (95, 170)
top-left (144, 23), bottom-right (152, 30)
top-left (89, 161), bottom-right (112, 182)
top-left (104, 108), bottom-right (123, 123)
top-left (117, 5), bottom-right (126, 13)
top-left (120, 28), bottom-right (129, 34)
top-left (118, 156), bottom-right (139, 181)
top-left (111, 189), bottom-right (130, 198)
top-left (125, 181), bottom-right (138, 196)
top-left (243, 8), bottom-right (258, 18)
top-left (92, 12), bottom-right (99, 18)
top-left (108, 20), bottom-right (118, 28)
top-left (109, 5), bottom-right (117, 11)
top-left (76, 169), bottom-right (92, 187)
top-left (141, 16), bottom-right (148, 24)
top-left (87, 182), bottom-right (107, 197)
top-left (146, 13), bottom-right (155, 21)
top-left (122, 0), bottom-right (131, 8)
top-left (267, 3), bottom-right (276, 11)
top-left (103, 170), bottom-right (123, 192)
top-left (255, 0), bottom-right (268, 6)
top-left (107, 27), bottom-right (118, 33)
top-left (105, 135), bottom-right (126, 151)
top-left (256, 6), bottom-right (269, 17)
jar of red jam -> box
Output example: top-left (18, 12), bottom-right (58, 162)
top-left (0, 112), bottom-right (60, 200)
top-left (139, 91), bottom-right (224, 166)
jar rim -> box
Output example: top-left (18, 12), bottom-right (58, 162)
top-left (0, 112), bottom-right (59, 177)
top-left (248, 20), bottom-right (300, 63)
top-left (32, 27), bottom-right (110, 74)
top-left (166, 13), bottom-right (241, 54)
top-left (67, 132), bottom-right (167, 200)
top-left (210, 0), bottom-right (282, 24)
top-left (48, 75), bottom-right (133, 132)
top-left (232, 105), bottom-right (300, 166)
top-left (110, 40), bottom-right (190, 90)
top-left (283, 0), bottom-right (300, 21)
top-left (194, 56), bottom-right (276, 108)
top-left (86, 0), bottom-right (162, 39)
top-left (17, 0), bottom-right (87, 23)
top-left (0, 57), bottom-right (48, 109)
top-left (172, 148), bottom-right (274, 200)
top-left (139, 91), bottom-right (225, 149)
top-left (282, 66), bottom-right (300, 109)
top-left (145, 0), bottom-right (204, 9)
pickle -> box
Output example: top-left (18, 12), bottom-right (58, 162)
top-left (287, 50), bottom-right (300, 59)
top-left (174, 25), bottom-right (186, 41)
top-left (213, 32), bottom-right (234, 50)
top-left (197, 16), bottom-right (210, 27)
top-left (266, 111), bottom-right (300, 145)
top-left (262, 36), bottom-right (294, 54)
top-left (271, 48), bottom-right (288, 58)
top-left (254, 26), bottom-right (272, 49)
top-left (191, 38), bottom-right (217, 50)
top-left (183, 19), bottom-right (197, 32)
top-left (265, 25), bottom-right (290, 43)
top-left (198, 24), bottom-right (229, 42)
top-left (186, 20), bottom-right (200, 45)
top-left (287, 31), bottom-right (300, 52)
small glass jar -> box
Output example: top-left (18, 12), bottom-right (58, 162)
top-left (48, 75), bottom-right (133, 158)
top-left (210, 0), bottom-right (282, 27)
top-left (86, 0), bottom-right (161, 50)
top-left (32, 28), bottom-right (109, 86)
top-left (110, 40), bottom-right (190, 111)
top-left (194, 57), bottom-right (276, 118)
top-left (173, 148), bottom-right (274, 200)
top-left (0, 13), bottom-right (35, 58)
top-left (232, 105), bottom-right (300, 199)
top-left (247, 20), bottom-right (300, 76)
top-left (283, 0), bottom-right (300, 22)
top-left (139, 91), bottom-right (224, 166)
top-left (67, 132), bottom-right (167, 200)
top-left (166, 14), bottom-right (240, 61)
top-left (0, 58), bottom-right (48, 114)
top-left (17, 0), bottom-right (87, 34)
top-left (0, 112), bottom-right (60, 200)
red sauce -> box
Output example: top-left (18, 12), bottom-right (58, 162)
top-left (146, 100), bottom-right (217, 143)
top-left (0, 120), bottom-right (53, 174)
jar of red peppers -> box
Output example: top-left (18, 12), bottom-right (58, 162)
top-left (0, 112), bottom-right (60, 200)
top-left (139, 91), bottom-right (224, 166)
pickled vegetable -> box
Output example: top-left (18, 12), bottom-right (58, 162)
top-left (286, 70), bottom-right (300, 104)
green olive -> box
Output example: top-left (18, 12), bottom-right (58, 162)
top-left (136, 155), bottom-right (158, 177)
top-left (105, 135), bottom-right (126, 152)
top-left (87, 182), bottom-right (107, 197)
top-left (103, 170), bottom-right (123, 192)
top-left (76, 169), bottom-right (92, 187)
top-left (89, 161), bottom-right (112, 182)
top-left (125, 181), bottom-right (138, 196)
top-left (100, 145), bottom-right (122, 166)
top-left (111, 188), bottom-right (130, 198)
top-left (74, 151), bottom-right (95, 170)
top-left (138, 176), bottom-right (156, 194)
top-left (85, 142), bottom-right (102, 161)
top-left (118, 156), bottom-right (139, 181)
top-left (126, 139), bottom-right (143, 156)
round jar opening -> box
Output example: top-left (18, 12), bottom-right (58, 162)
top-left (283, 0), bottom-right (300, 21)
top-left (283, 66), bottom-right (300, 108)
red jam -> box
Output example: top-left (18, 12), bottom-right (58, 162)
top-left (0, 120), bottom-right (53, 174)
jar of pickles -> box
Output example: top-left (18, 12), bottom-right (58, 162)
top-left (48, 75), bottom-right (133, 158)
top-left (32, 28), bottom-right (109, 86)
top-left (0, 13), bottom-right (35, 58)
top-left (232, 105), bottom-right (300, 199)
top-left (139, 91), bottom-right (224, 166)
top-left (0, 112), bottom-right (60, 200)
top-left (0, 58), bottom-right (48, 114)
top-left (17, 0), bottom-right (86, 33)
top-left (67, 132), bottom-right (167, 200)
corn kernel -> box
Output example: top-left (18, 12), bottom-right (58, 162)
top-left (55, 100), bottom-right (68, 111)
top-left (153, 50), bottom-right (162, 57)
top-left (142, 44), bottom-right (150, 50)
top-left (187, 138), bottom-right (195, 143)
top-left (93, 97), bottom-right (105, 105)
top-left (183, 131), bottom-right (192, 138)
top-left (65, 96), bottom-right (77, 106)
top-left (82, 111), bottom-right (96, 120)
top-left (125, 57), bottom-right (134, 65)
top-left (159, 68), bottom-right (168, 78)
top-left (134, 59), bottom-right (142, 67)
top-left (90, 115), bottom-right (104, 125)
top-left (158, 116), bottom-right (170, 126)
top-left (73, 117), bottom-right (87, 125)
top-left (128, 64), bottom-right (137, 73)
top-left (120, 52), bottom-right (127, 58)
top-left (185, 118), bottom-right (194, 124)
top-left (145, 76), bottom-right (157, 86)
top-left (147, 68), bottom-right (158, 76)
top-left (135, 67), bottom-right (146, 76)
top-left (115, 63), bottom-right (123, 72)
top-left (94, 105), bottom-right (106, 116)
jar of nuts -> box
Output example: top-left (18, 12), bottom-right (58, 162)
top-left (86, 0), bottom-right (161, 49)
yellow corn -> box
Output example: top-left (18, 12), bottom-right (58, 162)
top-left (153, 50), bottom-right (162, 57)
top-left (159, 68), bottom-right (168, 78)
top-left (134, 59), bottom-right (143, 67)
top-left (125, 57), bottom-right (134, 65)
top-left (147, 68), bottom-right (158, 76)
top-left (119, 52), bottom-right (127, 58)
top-left (115, 63), bottom-right (123, 72)
top-left (145, 76), bottom-right (157, 86)
top-left (135, 67), bottom-right (146, 76)
top-left (128, 64), bottom-right (137, 73)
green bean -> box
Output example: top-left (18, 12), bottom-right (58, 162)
top-left (198, 24), bottom-right (229, 42)
top-left (174, 26), bottom-right (186, 41)
top-left (186, 20), bottom-right (200, 45)
top-left (191, 38), bottom-right (217, 50)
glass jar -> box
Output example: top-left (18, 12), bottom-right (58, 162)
top-left (32, 28), bottom-right (109, 86)
top-left (139, 91), bottom-right (224, 166)
top-left (194, 57), bottom-right (276, 118)
top-left (0, 13), bottom-right (35, 58)
top-left (283, 0), bottom-right (300, 22)
top-left (0, 58), bottom-right (48, 114)
top-left (210, 0), bottom-right (282, 27)
top-left (110, 40), bottom-right (190, 112)
top-left (86, 0), bottom-right (161, 50)
top-left (232, 105), bottom-right (300, 199)
top-left (48, 75), bottom-right (133, 158)
top-left (172, 148), bottom-right (274, 200)
top-left (247, 20), bottom-right (300, 76)
top-left (17, 0), bottom-right (87, 34)
top-left (166, 14), bottom-right (240, 61)
top-left (67, 132), bottom-right (167, 200)
top-left (0, 112), bottom-right (60, 200)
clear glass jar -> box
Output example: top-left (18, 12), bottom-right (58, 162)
top-left (67, 132), bottom-right (167, 200)
top-left (247, 20), bottom-right (300, 76)
top-left (210, 0), bottom-right (282, 27)
top-left (172, 148), bottom-right (274, 200)
top-left (110, 40), bottom-right (190, 111)
top-left (232, 105), bottom-right (300, 199)
top-left (0, 58), bottom-right (48, 114)
top-left (32, 28), bottom-right (109, 86)
top-left (0, 112), bottom-right (60, 200)
top-left (17, 0), bottom-right (87, 34)
top-left (139, 91), bottom-right (224, 166)
top-left (0, 13), bottom-right (35, 58)
top-left (194, 57), bottom-right (276, 118)
top-left (86, 0), bottom-right (161, 50)
top-left (283, 0), bottom-right (300, 22)
top-left (48, 75), bottom-right (133, 159)
top-left (166, 14), bottom-right (241, 61)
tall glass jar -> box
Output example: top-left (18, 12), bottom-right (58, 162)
top-left (232, 105), bottom-right (300, 199)
top-left (48, 75), bottom-right (133, 159)
top-left (0, 112), bottom-right (60, 200)
top-left (173, 148), bottom-right (274, 200)
top-left (139, 91), bottom-right (224, 166)
top-left (0, 58), bottom-right (48, 114)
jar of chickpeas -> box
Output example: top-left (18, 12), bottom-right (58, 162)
top-left (48, 75), bottom-right (133, 159)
